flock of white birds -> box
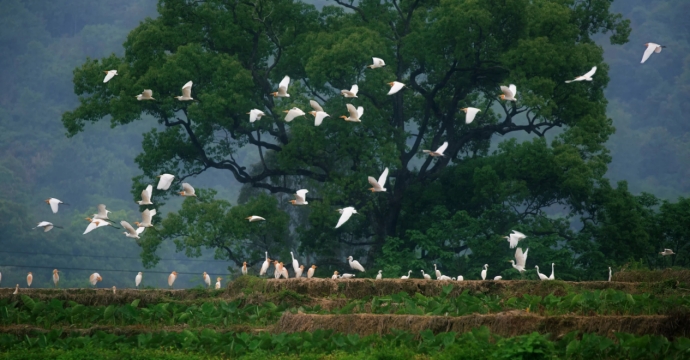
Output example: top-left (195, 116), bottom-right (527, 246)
top-left (8, 43), bottom-right (675, 292)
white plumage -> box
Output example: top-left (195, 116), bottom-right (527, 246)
top-left (103, 70), bottom-right (117, 83)
top-left (387, 81), bottom-right (405, 95)
top-left (535, 265), bottom-right (549, 280)
top-left (368, 57), bottom-right (385, 69)
top-left (641, 43), bottom-right (664, 64)
top-left (272, 76), bottom-right (290, 97)
top-left (248, 109), bottom-right (266, 123)
top-left (138, 185), bottom-right (153, 205)
top-left (45, 198), bottom-right (67, 213)
top-left (347, 256), bottom-right (365, 272)
top-left (121, 221), bottom-right (140, 239)
top-left (376, 270), bottom-right (382, 280)
top-left (175, 81), bottom-right (194, 101)
top-left (341, 84), bottom-right (358, 98)
top-left (421, 270), bottom-right (431, 280)
top-left (505, 230), bottom-right (527, 249)
top-left (260, 252), bottom-right (271, 276)
top-left (309, 100), bottom-right (330, 126)
top-left (368, 167), bottom-right (389, 192)
top-left (246, 216), bottom-right (265, 222)
top-left (136, 89), bottom-right (154, 100)
top-left (34, 221), bottom-right (60, 232)
top-left (401, 270), bottom-right (412, 279)
top-left (135, 272), bottom-right (143, 288)
top-left (156, 174), bottom-right (175, 190)
top-left (510, 248), bottom-right (529, 272)
top-left (284, 107), bottom-right (305, 122)
top-left (291, 252), bottom-right (301, 273)
top-left (335, 207), bottom-right (357, 228)
top-left (423, 141), bottom-right (448, 157)
top-left (565, 66), bottom-right (597, 83)
top-left (180, 183), bottom-right (196, 197)
top-left (481, 264), bottom-right (488, 280)
top-left (499, 84), bottom-right (517, 101)
top-left (462, 107), bottom-right (481, 124)
top-left (291, 189), bottom-right (308, 205)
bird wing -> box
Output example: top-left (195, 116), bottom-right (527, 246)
top-left (49, 199), bottom-right (60, 213)
top-left (378, 167), bottom-right (389, 187)
top-left (249, 109), bottom-right (260, 122)
top-left (97, 204), bottom-right (107, 217)
top-left (278, 76), bottom-right (290, 93)
top-left (103, 71), bottom-right (116, 83)
top-left (181, 81), bottom-right (193, 97)
top-left (346, 104), bottom-right (358, 119)
top-left (350, 84), bottom-right (359, 96)
top-left (387, 82), bottom-right (405, 95)
top-left (509, 84), bottom-right (517, 97)
top-left (83, 221), bottom-right (99, 235)
top-left (515, 248), bottom-right (528, 267)
top-left (368, 176), bottom-right (382, 190)
top-left (353, 260), bottom-right (365, 272)
top-left (136, 227), bottom-right (146, 235)
top-left (435, 141), bottom-right (448, 154)
top-left (120, 221), bottom-right (137, 235)
top-left (314, 112), bottom-right (329, 126)
top-left (335, 207), bottom-right (354, 228)
top-left (285, 108), bottom-right (301, 122)
top-left (141, 185), bottom-right (152, 203)
top-left (295, 189), bottom-right (308, 202)
top-left (641, 44), bottom-right (657, 63)
top-left (583, 66), bottom-right (597, 78)
top-left (511, 230), bottom-right (526, 239)
top-left (35, 221), bottom-right (51, 228)
top-left (141, 209), bottom-right (152, 224)
top-left (373, 57), bottom-right (385, 66)
top-left (466, 108), bottom-right (480, 124)
top-left (157, 174), bottom-right (174, 190)
top-left (143, 89), bottom-right (153, 98)
top-left (182, 183), bottom-right (195, 195)
top-left (310, 100), bottom-right (323, 112)
top-left (357, 106), bottom-right (364, 118)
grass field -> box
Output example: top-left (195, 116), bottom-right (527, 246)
top-left (1, 271), bottom-right (689, 359)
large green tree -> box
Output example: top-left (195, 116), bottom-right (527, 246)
top-left (63, 0), bottom-right (632, 276)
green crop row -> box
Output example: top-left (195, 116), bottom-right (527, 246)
top-left (1, 327), bottom-right (689, 359)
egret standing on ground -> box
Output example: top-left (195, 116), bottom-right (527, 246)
top-left (290, 189), bottom-right (308, 205)
top-left (376, 270), bottom-right (382, 280)
top-left (215, 277), bottom-right (221, 289)
top-left (13, 284), bottom-right (18, 295)
top-left (641, 43), bottom-right (666, 64)
top-left (260, 252), bottom-right (271, 276)
top-left (34, 221), bottom-right (62, 232)
top-left (387, 81), bottom-right (405, 95)
top-left (156, 174), bottom-right (175, 190)
top-left (423, 141), bottom-right (448, 157)
top-left (280, 263), bottom-right (289, 279)
top-left (499, 84), bottom-right (517, 101)
top-left (494, 276), bottom-right (502, 280)
top-left (401, 270), bottom-right (412, 279)
top-left (248, 109), bottom-right (265, 123)
top-left (168, 271), bottom-right (177, 289)
top-left (510, 248), bottom-right (529, 272)
top-left (242, 262), bottom-right (248, 275)
top-left (52, 269), bottom-right (59, 288)
top-left (347, 256), bottom-right (365, 272)
top-left (481, 264), bottom-right (488, 280)
top-left (340, 104), bottom-right (363, 123)
top-left (535, 265), bottom-right (549, 280)
top-left (368, 57), bottom-right (385, 69)
top-left (308, 100), bottom-right (330, 126)
top-left (307, 265), bottom-right (317, 279)
top-left (103, 70), bottom-right (117, 83)
top-left (291, 252), bottom-right (300, 273)
top-left (138, 185), bottom-right (153, 205)
top-left (136, 89), bottom-right (154, 100)
top-left (368, 168), bottom-right (389, 192)
top-left (271, 76), bottom-right (290, 97)
top-left (341, 84), bottom-right (358, 98)
top-left (608, 267), bottom-right (612, 282)
top-left (135, 272), bottom-right (143, 289)
top-left (203, 272), bottom-right (211, 288)
top-left (331, 271), bottom-right (339, 279)
top-left (175, 81), bottom-right (193, 101)
top-left (295, 265), bottom-right (304, 278)
top-left (335, 207), bottom-right (358, 228)
top-left (565, 66), bottom-right (597, 83)
top-left (434, 264), bottom-right (442, 279)
top-left (45, 198), bottom-right (67, 213)
top-left (456, 275), bottom-right (464, 281)
top-left (89, 273), bottom-right (102, 288)
top-left (421, 270), bottom-right (431, 280)
top-left (549, 263), bottom-right (555, 280)
top-left (461, 107), bottom-right (481, 124)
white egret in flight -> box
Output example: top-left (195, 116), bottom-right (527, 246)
top-left (309, 100), bottom-right (330, 126)
top-left (175, 81), bottom-right (194, 101)
top-left (341, 85), bottom-right (358, 98)
top-left (340, 104), bottom-right (363, 122)
top-left (499, 84), bottom-right (517, 101)
top-left (510, 248), bottom-right (529, 272)
top-left (368, 167), bottom-right (389, 192)
top-left (368, 57), bottom-right (385, 69)
top-left (641, 43), bottom-right (666, 64)
top-left (461, 107), bottom-right (481, 124)
top-left (248, 109), bottom-right (265, 123)
top-left (290, 189), bottom-right (308, 205)
top-left (565, 66), bottom-right (597, 83)
top-left (136, 89), bottom-right (154, 100)
top-left (335, 207), bottom-right (358, 228)
top-left (423, 141), bottom-right (448, 157)
top-left (45, 198), bottom-right (68, 213)
top-left (271, 76), bottom-right (290, 97)
top-left (387, 81), bottom-right (405, 95)
top-left (103, 70), bottom-right (117, 83)
top-left (156, 174), bottom-right (175, 190)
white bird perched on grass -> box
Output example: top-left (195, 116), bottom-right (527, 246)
top-left (340, 273), bottom-right (355, 279)
top-left (215, 277), bottom-right (222, 289)
top-left (347, 256), bottom-right (365, 272)
top-left (376, 270), bottom-right (382, 280)
top-left (271, 76), bottom-right (290, 97)
top-left (121, 221), bottom-right (140, 239)
top-left (295, 265), bottom-right (304, 278)
top-left (387, 81), bottom-right (405, 95)
top-left (456, 275), bottom-right (464, 281)
top-left (156, 174), bottom-right (175, 190)
top-left (499, 84), bottom-right (517, 101)
top-left (291, 252), bottom-right (300, 273)
top-left (535, 265), bottom-right (549, 280)
top-left (308, 100), bottom-right (330, 126)
top-left (52, 269), bottom-right (59, 288)
top-left (168, 271), bottom-right (177, 288)
top-left (175, 81), bottom-right (194, 101)
top-left (494, 276), bottom-right (502, 280)
top-left (510, 248), bottom-right (529, 272)
top-left (332, 271), bottom-right (339, 279)
top-left (307, 265), bottom-right (317, 278)
top-left (368, 57), bottom-right (385, 69)
top-left (608, 267), bottom-right (612, 282)
top-left (203, 272), bottom-right (211, 288)
top-left (481, 264), bottom-right (488, 280)
top-left (89, 273), bottom-right (102, 288)
top-left (401, 270), bottom-right (412, 279)
top-left (290, 189), bottom-right (308, 205)
top-left (368, 167), bottom-right (389, 192)
top-left (103, 70), bottom-right (117, 83)
top-left (335, 207), bottom-right (358, 228)
top-left (179, 183), bottom-right (196, 197)
top-left (34, 221), bottom-right (62, 232)
top-left (83, 217), bottom-right (119, 235)
top-left (242, 262), bottom-right (248, 275)
top-left (423, 141), bottom-right (448, 157)
top-left (438, 275), bottom-right (452, 281)
top-left (135, 209), bottom-right (156, 228)
top-left (434, 264), bottom-right (442, 279)
top-left (136, 89), bottom-right (154, 100)
top-left (549, 263), bottom-right (555, 280)
top-left (27, 272), bottom-right (33, 287)
top-left (565, 66), bottom-right (597, 83)
top-left (341, 85), bottom-right (358, 98)
top-left (283, 107), bottom-right (305, 122)
top-left (421, 270), bottom-right (431, 280)
top-left (660, 249), bottom-right (675, 256)
top-left (340, 104), bottom-right (363, 123)
top-left (461, 107), bottom-right (481, 124)
top-left (246, 216), bottom-right (265, 222)
top-left (641, 43), bottom-right (666, 64)
top-left (247, 109), bottom-right (265, 123)
top-left (13, 284), bottom-right (18, 295)
top-left (138, 185), bottom-right (153, 205)
top-left (260, 252), bottom-right (271, 276)
top-left (45, 198), bottom-right (68, 213)
top-left (505, 230), bottom-right (527, 249)
top-left (135, 272), bottom-right (143, 289)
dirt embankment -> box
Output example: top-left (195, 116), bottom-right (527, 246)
top-left (275, 312), bottom-right (690, 339)
top-left (613, 269), bottom-right (690, 284)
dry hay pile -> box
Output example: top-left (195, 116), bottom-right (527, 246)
top-left (613, 269), bottom-right (690, 285)
top-left (0, 288), bottom-right (231, 306)
top-left (275, 312), bottom-right (690, 339)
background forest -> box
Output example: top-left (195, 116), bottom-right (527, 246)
top-left (0, 0), bottom-right (688, 289)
